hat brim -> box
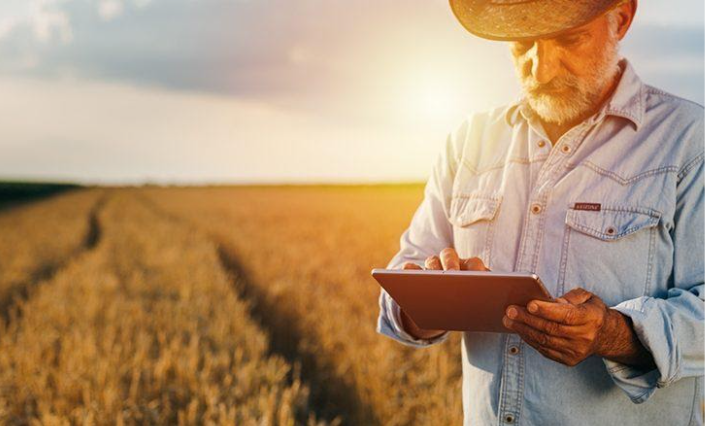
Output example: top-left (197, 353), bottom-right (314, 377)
top-left (449, 0), bottom-right (623, 41)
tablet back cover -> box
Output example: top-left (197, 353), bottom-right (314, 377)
top-left (372, 269), bottom-right (552, 333)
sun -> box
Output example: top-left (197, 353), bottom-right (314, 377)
top-left (419, 83), bottom-right (460, 119)
top-left (397, 71), bottom-right (464, 125)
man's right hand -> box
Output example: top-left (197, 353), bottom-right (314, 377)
top-left (398, 248), bottom-right (490, 340)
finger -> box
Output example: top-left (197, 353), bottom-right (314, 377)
top-left (502, 316), bottom-right (572, 351)
top-left (504, 318), bottom-right (578, 365)
top-left (505, 306), bottom-right (570, 337)
top-left (402, 262), bottom-right (423, 270)
top-left (461, 257), bottom-right (490, 271)
top-left (559, 288), bottom-right (593, 305)
top-left (522, 337), bottom-right (572, 366)
top-left (425, 255), bottom-right (442, 270)
top-left (527, 300), bottom-right (586, 325)
top-left (439, 248), bottom-right (460, 271)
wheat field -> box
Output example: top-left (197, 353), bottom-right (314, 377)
top-left (0, 187), bottom-right (463, 425)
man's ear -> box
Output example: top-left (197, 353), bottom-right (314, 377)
top-left (614, 0), bottom-right (637, 41)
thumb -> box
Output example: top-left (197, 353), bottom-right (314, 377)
top-left (461, 257), bottom-right (490, 271)
top-left (559, 288), bottom-right (593, 305)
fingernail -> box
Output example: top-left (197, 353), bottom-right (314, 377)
top-left (502, 316), bottom-right (512, 327)
top-left (528, 303), bottom-right (538, 313)
top-left (506, 307), bottom-right (517, 318)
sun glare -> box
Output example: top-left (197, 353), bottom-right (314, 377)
top-left (396, 68), bottom-right (466, 127)
top-left (419, 84), bottom-right (460, 119)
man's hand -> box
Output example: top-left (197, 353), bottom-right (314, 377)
top-left (399, 248), bottom-right (490, 340)
top-left (503, 288), bottom-right (656, 370)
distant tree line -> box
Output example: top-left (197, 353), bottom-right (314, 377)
top-left (0, 182), bottom-right (81, 207)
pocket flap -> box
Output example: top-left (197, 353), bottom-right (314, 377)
top-left (449, 195), bottom-right (501, 227)
top-left (565, 207), bottom-right (660, 241)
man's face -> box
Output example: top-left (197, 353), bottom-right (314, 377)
top-left (508, 12), bottom-right (621, 125)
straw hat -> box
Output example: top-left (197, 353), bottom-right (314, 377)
top-left (449, 0), bottom-right (633, 41)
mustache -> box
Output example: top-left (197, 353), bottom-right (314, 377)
top-left (523, 76), bottom-right (580, 96)
top-left (517, 61), bottom-right (580, 96)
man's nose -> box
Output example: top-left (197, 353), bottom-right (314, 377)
top-left (529, 40), bottom-right (560, 84)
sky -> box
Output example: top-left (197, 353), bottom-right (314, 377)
top-left (0, 0), bottom-right (703, 184)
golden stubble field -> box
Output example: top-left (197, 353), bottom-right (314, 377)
top-left (0, 186), bottom-right (463, 425)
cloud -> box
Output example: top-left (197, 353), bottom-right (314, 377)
top-left (132, 0), bottom-right (152, 8)
top-left (30, 0), bottom-right (73, 43)
top-left (0, 76), bottom-right (444, 184)
top-left (0, 0), bottom-right (701, 184)
top-left (0, 18), bottom-right (19, 41)
top-left (0, 0), bottom-right (453, 98)
top-left (98, 0), bottom-right (124, 21)
top-left (0, 0), bottom-right (701, 108)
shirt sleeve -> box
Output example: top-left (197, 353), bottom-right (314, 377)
top-left (603, 154), bottom-right (705, 404)
top-left (376, 118), bottom-right (470, 347)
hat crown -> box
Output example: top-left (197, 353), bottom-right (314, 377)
top-left (489, 0), bottom-right (539, 4)
top-left (450, 0), bottom-right (623, 41)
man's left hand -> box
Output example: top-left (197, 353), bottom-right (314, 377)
top-left (502, 288), bottom-right (618, 367)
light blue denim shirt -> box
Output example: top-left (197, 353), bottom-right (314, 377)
top-left (377, 58), bottom-right (704, 426)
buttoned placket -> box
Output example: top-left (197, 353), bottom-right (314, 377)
top-left (516, 117), bottom-right (597, 274)
top-left (497, 116), bottom-right (600, 426)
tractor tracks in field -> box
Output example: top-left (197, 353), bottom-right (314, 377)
top-left (135, 192), bottom-right (376, 426)
top-left (0, 192), bottom-right (107, 323)
top-left (215, 243), bottom-right (376, 426)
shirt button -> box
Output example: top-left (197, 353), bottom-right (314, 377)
top-left (504, 414), bottom-right (515, 423)
top-left (561, 145), bottom-right (572, 153)
top-left (509, 345), bottom-right (520, 355)
top-left (530, 204), bottom-right (542, 214)
top-left (537, 139), bottom-right (546, 148)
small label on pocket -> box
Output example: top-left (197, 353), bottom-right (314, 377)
top-left (574, 202), bottom-right (601, 211)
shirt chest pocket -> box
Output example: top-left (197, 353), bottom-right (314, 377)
top-left (449, 195), bottom-right (501, 264)
top-left (559, 206), bottom-right (661, 306)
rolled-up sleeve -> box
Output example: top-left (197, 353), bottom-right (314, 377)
top-left (603, 154), bottom-right (705, 403)
top-left (376, 118), bottom-right (471, 347)
top-left (378, 289), bottom-right (450, 347)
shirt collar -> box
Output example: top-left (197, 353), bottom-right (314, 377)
top-left (504, 58), bottom-right (646, 130)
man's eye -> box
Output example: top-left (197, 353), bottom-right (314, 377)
top-left (558, 35), bottom-right (583, 46)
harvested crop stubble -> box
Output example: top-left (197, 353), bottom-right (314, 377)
top-left (0, 190), bottom-right (103, 315)
top-left (143, 186), bottom-right (464, 426)
top-left (0, 192), bottom-right (320, 425)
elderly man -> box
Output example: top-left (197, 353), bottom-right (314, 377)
top-left (377, 0), bottom-right (704, 424)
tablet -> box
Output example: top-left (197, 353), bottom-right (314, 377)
top-left (372, 269), bottom-right (553, 333)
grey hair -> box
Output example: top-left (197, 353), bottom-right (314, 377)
top-left (605, 8), bottom-right (623, 72)
top-left (606, 9), bottom-right (621, 38)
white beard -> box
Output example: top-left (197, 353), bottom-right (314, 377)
top-left (516, 23), bottom-right (622, 125)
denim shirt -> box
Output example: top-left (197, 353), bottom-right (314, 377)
top-left (377, 59), bottom-right (704, 426)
